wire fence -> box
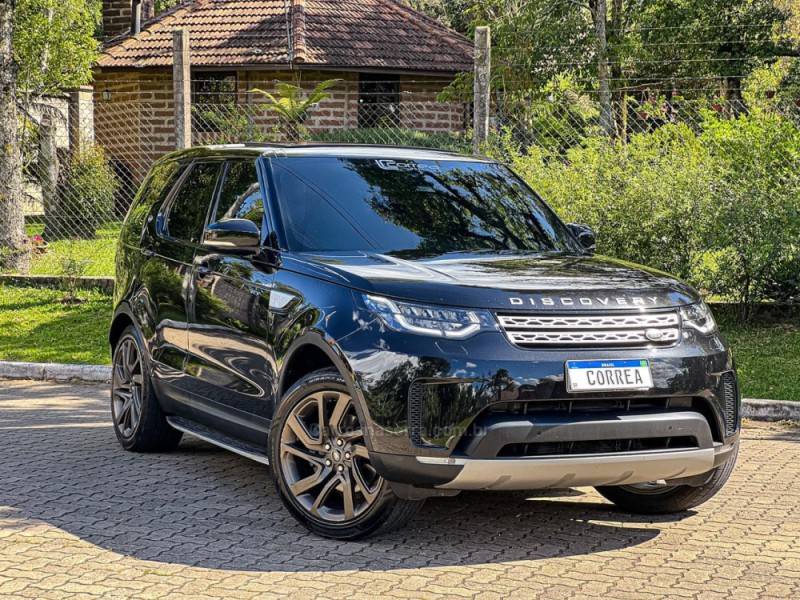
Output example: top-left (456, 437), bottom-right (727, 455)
top-left (8, 71), bottom-right (800, 290)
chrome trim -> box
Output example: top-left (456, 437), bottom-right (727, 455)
top-left (432, 447), bottom-right (720, 491)
top-left (506, 328), bottom-right (680, 346)
top-left (497, 313), bottom-right (680, 330)
top-left (497, 311), bottom-right (680, 348)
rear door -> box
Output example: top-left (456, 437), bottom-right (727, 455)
top-left (184, 158), bottom-right (277, 444)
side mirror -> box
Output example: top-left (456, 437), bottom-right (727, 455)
top-left (568, 223), bottom-right (596, 253)
top-left (204, 218), bottom-right (261, 251)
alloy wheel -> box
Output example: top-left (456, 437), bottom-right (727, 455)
top-left (621, 481), bottom-right (677, 495)
top-left (111, 337), bottom-right (144, 439)
top-left (279, 390), bottom-right (382, 523)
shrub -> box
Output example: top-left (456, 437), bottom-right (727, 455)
top-left (698, 109), bottom-right (800, 316)
top-left (491, 108), bottom-right (800, 317)
top-left (192, 105), bottom-right (272, 144)
top-left (58, 240), bottom-right (91, 303)
top-left (313, 127), bottom-right (471, 153)
top-left (46, 146), bottom-right (118, 240)
top-left (493, 122), bottom-right (715, 283)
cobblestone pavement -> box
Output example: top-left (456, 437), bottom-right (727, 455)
top-left (1, 380), bottom-right (799, 599)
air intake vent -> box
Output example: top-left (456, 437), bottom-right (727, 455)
top-left (408, 381), bottom-right (424, 446)
top-left (721, 371), bottom-right (739, 435)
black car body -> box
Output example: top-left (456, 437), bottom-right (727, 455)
top-left (109, 145), bottom-right (740, 539)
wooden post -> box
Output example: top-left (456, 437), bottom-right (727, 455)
top-left (68, 85), bottom-right (94, 158)
top-left (473, 26), bottom-right (490, 154)
top-left (172, 28), bottom-right (191, 150)
top-left (39, 114), bottom-right (61, 238)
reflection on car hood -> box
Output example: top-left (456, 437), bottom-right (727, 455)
top-left (282, 251), bottom-right (700, 311)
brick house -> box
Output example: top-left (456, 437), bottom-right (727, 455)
top-left (94, 0), bottom-right (474, 186)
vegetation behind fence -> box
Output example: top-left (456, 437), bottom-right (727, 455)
top-left (6, 65), bottom-right (800, 317)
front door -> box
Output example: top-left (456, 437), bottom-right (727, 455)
top-left (142, 159), bottom-right (223, 394)
top-left (184, 159), bottom-right (277, 445)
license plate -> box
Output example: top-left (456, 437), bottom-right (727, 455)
top-left (566, 359), bottom-right (653, 393)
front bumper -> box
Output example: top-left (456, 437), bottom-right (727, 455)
top-left (338, 321), bottom-right (740, 490)
top-left (419, 441), bottom-right (736, 491)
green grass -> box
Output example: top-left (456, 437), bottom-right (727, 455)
top-left (0, 285), bottom-right (797, 400)
top-left (18, 222), bottom-right (119, 277)
top-left (718, 311), bottom-right (800, 402)
top-left (0, 286), bottom-right (112, 365)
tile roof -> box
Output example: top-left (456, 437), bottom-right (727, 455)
top-left (98, 0), bottom-right (473, 73)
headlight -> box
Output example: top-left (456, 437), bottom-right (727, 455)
top-left (680, 301), bottom-right (717, 335)
top-left (363, 294), bottom-right (497, 339)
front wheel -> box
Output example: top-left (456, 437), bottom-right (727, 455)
top-left (270, 369), bottom-right (423, 539)
top-left (596, 442), bottom-right (739, 514)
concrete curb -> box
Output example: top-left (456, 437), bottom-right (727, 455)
top-left (0, 274), bottom-right (114, 294)
top-left (0, 361), bottom-right (798, 421)
top-left (741, 398), bottom-right (800, 422)
top-left (0, 361), bottom-right (111, 383)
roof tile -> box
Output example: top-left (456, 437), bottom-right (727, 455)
top-left (98, 0), bottom-right (472, 73)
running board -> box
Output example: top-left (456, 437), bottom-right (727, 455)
top-left (166, 416), bottom-right (270, 465)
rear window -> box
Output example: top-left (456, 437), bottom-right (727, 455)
top-left (270, 157), bottom-right (577, 257)
top-left (164, 161), bottom-right (223, 243)
top-left (121, 160), bottom-right (184, 246)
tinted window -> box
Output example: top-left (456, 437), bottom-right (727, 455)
top-left (166, 162), bottom-right (222, 243)
top-left (212, 160), bottom-right (264, 229)
top-left (122, 160), bottom-right (183, 246)
top-left (271, 157), bottom-right (579, 256)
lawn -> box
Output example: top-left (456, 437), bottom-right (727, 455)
top-left (717, 310), bottom-right (800, 402)
top-left (0, 285), bottom-right (797, 400)
top-left (16, 222), bottom-right (120, 277)
top-left (0, 286), bottom-right (112, 365)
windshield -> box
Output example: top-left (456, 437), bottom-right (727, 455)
top-left (269, 156), bottom-right (580, 257)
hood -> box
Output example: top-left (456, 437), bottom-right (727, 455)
top-left (281, 251), bottom-right (701, 311)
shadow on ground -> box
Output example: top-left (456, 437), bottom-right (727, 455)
top-left (0, 382), bottom-right (690, 572)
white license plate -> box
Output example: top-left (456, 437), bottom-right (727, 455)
top-left (566, 359), bottom-right (653, 393)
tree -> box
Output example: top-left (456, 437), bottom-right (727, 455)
top-left (251, 78), bottom-right (340, 142)
top-left (635, 0), bottom-right (792, 108)
top-left (0, 0), bottom-right (27, 272)
top-left (404, 0), bottom-right (475, 33)
top-left (465, 0), bottom-right (793, 138)
top-left (13, 0), bottom-right (98, 96)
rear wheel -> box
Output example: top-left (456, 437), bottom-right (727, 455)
top-left (595, 442), bottom-right (739, 513)
top-left (111, 326), bottom-right (182, 452)
top-left (270, 369), bottom-right (423, 539)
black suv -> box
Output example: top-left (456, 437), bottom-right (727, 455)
top-left (110, 144), bottom-right (739, 539)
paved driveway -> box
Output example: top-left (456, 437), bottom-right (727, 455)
top-left (1, 380), bottom-right (798, 599)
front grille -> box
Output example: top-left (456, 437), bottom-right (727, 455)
top-left (498, 436), bottom-right (698, 457)
top-left (497, 311), bottom-right (680, 348)
top-left (721, 371), bottom-right (739, 435)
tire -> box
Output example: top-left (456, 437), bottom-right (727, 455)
top-left (270, 368), bottom-right (424, 540)
top-left (110, 325), bottom-right (182, 452)
top-left (595, 442), bottom-right (739, 514)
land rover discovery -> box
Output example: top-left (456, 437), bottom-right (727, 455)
top-left (109, 144), bottom-right (739, 539)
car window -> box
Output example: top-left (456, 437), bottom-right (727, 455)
top-left (212, 160), bottom-right (264, 230)
top-left (165, 161), bottom-right (222, 243)
top-left (271, 163), bottom-right (371, 252)
top-left (271, 157), bottom-right (578, 256)
top-left (121, 160), bottom-right (184, 246)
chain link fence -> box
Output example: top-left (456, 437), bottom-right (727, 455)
top-left (8, 71), bottom-right (800, 305)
